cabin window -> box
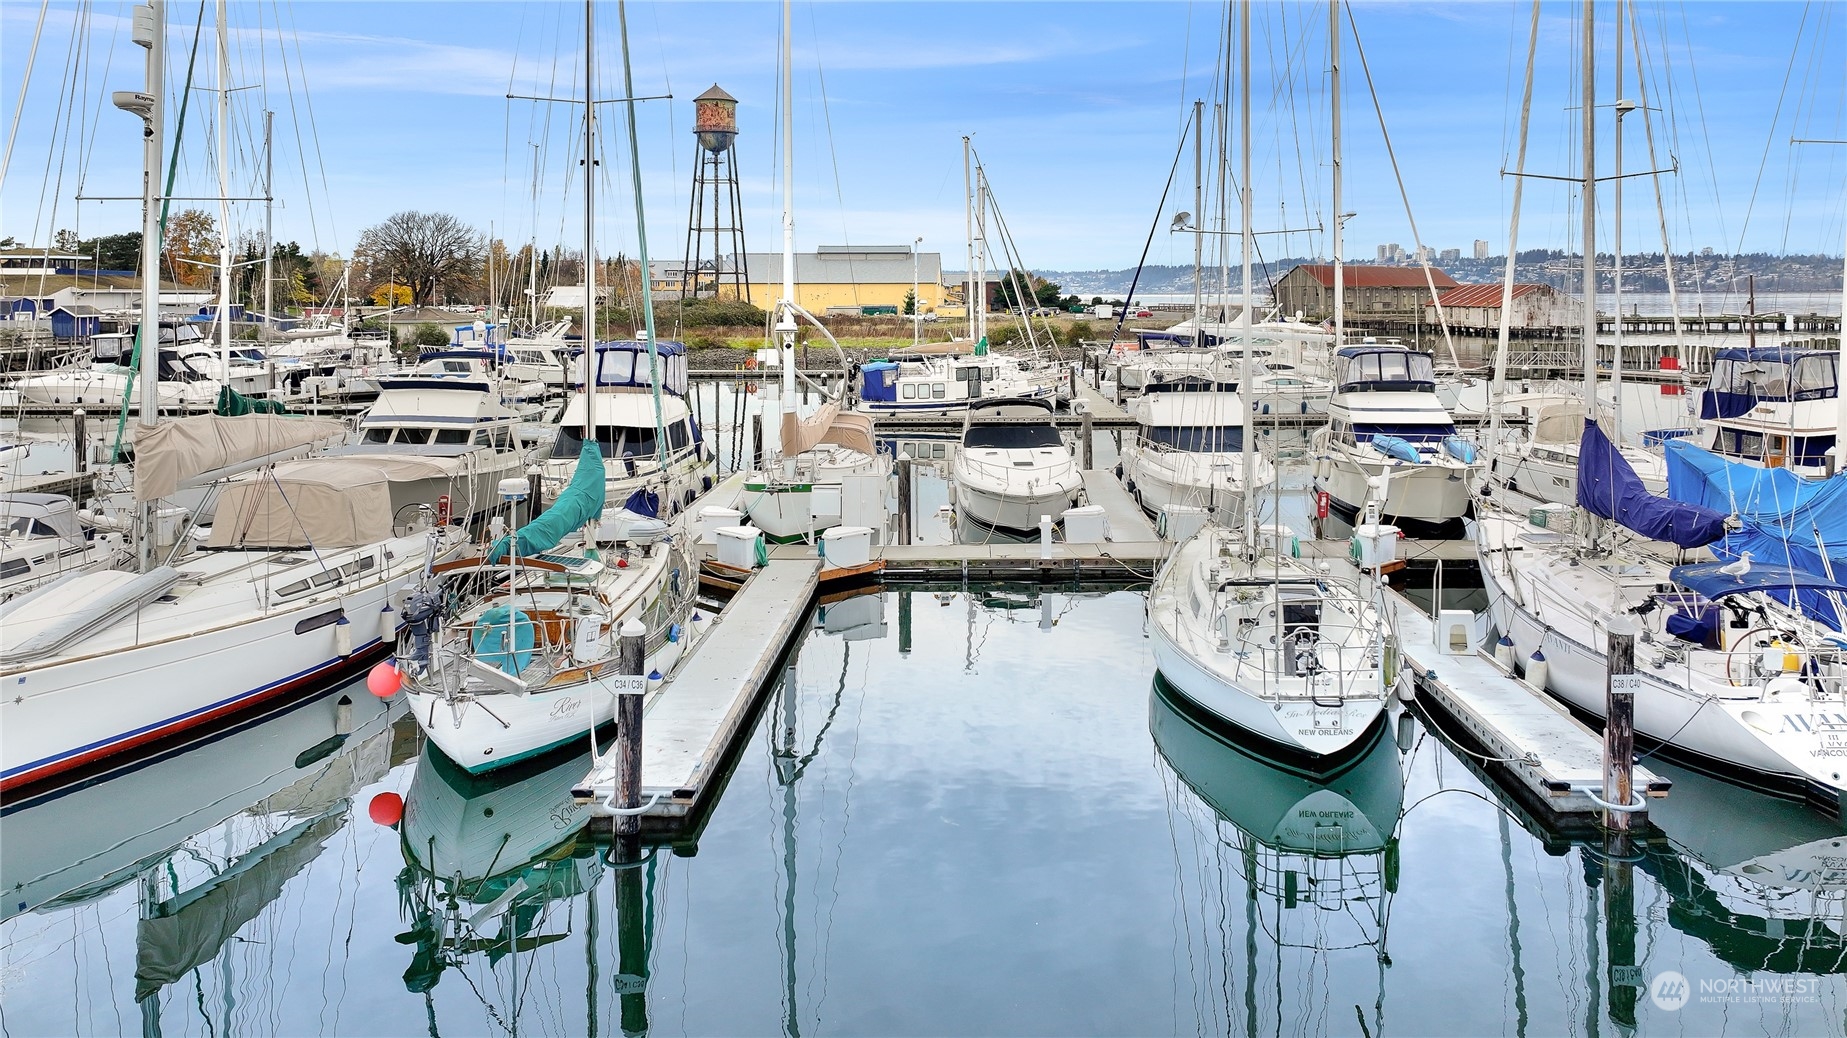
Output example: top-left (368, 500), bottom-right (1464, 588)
top-left (1794, 356), bottom-right (1838, 399)
top-left (1146, 426), bottom-right (1243, 451)
top-left (1718, 428), bottom-right (1765, 458)
top-left (933, 383), bottom-right (946, 399)
top-left (1352, 423), bottom-right (1456, 444)
top-left (551, 425), bottom-right (657, 459)
top-left (965, 425), bottom-right (1063, 449)
top-left (362, 428), bottom-right (394, 444)
top-left (0, 558), bottom-right (28, 579)
top-left (433, 429), bottom-right (470, 445)
top-left (668, 422), bottom-right (690, 450)
top-left (902, 384), bottom-right (917, 400)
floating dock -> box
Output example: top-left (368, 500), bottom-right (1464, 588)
top-left (577, 559), bottom-right (821, 827)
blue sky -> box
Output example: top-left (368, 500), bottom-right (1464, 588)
top-left (2, 1), bottom-right (1842, 273)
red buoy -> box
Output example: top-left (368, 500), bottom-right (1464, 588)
top-left (368, 791), bottom-right (404, 826)
top-left (366, 661), bottom-right (402, 698)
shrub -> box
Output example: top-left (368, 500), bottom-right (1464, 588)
top-left (411, 323), bottom-right (449, 348)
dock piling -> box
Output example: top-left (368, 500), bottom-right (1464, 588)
top-left (73, 410), bottom-right (87, 475)
top-left (613, 619), bottom-right (647, 837)
top-left (1079, 409), bottom-right (1093, 469)
top-left (896, 453), bottom-right (914, 545)
top-left (1603, 623), bottom-right (1641, 831)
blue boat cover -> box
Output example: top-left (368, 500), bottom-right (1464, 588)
top-left (486, 439), bottom-right (606, 563)
top-left (1670, 561), bottom-right (1847, 602)
top-left (1370, 435), bottom-right (1425, 465)
top-left (1441, 436), bottom-right (1479, 464)
top-left (471, 606), bottom-right (537, 674)
top-left (860, 361), bottom-right (899, 403)
top-left (1663, 437), bottom-right (1847, 623)
top-left (1578, 419), bottom-right (1727, 548)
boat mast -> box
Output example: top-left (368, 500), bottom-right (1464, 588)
top-left (1610, 0), bottom-right (1628, 436)
top-left (1329, 0), bottom-right (1343, 348)
top-left (616, 0), bottom-right (666, 462)
top-left (1240, 0), bottom-right (1255, 551)
top-left (261, 110), bottom-right (273, 348)
top-left (963, 136), bottom-right (974, 342)
top-left (215, 0), bottom-right (231, 384)
top-left (129, 0), bottom-right (165, 573)
top-left (774, 0), bottom-right (797, 460)
top-left (1193, 99), bottom-right (1203, 340)
top-left (1488, 1), bottom-right (1540, 451)
top-left (1579, 0), bottom-right (1605, 547)
top-left (582, 0), bottom-right (597, 447)
top-left (530, 144), bottom-right (541, 333)
top-left (976, 166), bottom-right (988, 346)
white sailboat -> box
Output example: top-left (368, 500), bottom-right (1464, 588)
top-left (741, 6), bottom-right (887, 543)
top-left (1148, 0), bottom-right (1392, 762)
top-left (394, 0), bottom-right (705, 775)
top-left (1477, 0), bottom-right (1847, 809)
top-left (0, 1), bottom-right (469, 796)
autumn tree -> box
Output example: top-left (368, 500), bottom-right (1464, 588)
top-left (371, 283), bottom-right (412, 307)
top-left (353, 211), bottom-right (483, 306)
top-left (163, 208), bottom-right (219, 287)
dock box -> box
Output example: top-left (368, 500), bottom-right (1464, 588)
top-left (714, 526), bottom-right (764, 570)
top-left (820, 525), bottom-right (873, 569)
top-left (699, 506), bottom-right (742, 545)
top-left (1062, 505), bottom-right (1109, 543)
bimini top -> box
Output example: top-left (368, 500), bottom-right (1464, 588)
top-left (1334, 347), bottom-right (1436, 393)
top-left (1670, 561), bottom-right (1847, 602)
top-left (1710, 346), bottom-right (1832, 365)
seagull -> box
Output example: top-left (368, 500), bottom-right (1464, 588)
top-left (1719, 551), bottom-right (1754, 579)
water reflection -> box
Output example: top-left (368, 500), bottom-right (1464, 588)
top-left (1151, 676), bottom-right (1405, 1036)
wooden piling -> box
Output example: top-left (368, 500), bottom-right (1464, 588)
top-left (1079, 409), bottom-right (1093, 470)
top-left (1604, 625), bottom-right (1639, 831)
top-left (895, 453), bottom-right (914, 546)
top-left (73, 410), bottom-right (87, 475)
top-left (613, 619), bottom-right (646, 837)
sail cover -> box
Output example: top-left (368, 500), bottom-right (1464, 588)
top-left (1577, 419), bottom-right (1727, 549)
top-left (133, 412), bottom-right (348, 501)
top-left (780, 401), bottom-right (875, 458)
top-left (487, 440), bottom-right (604, 562)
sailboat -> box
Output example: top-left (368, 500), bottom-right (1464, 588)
top-left (739, 2), bottom-right (887, 543)
top-left (0, 3), bottom-right (470, 796)
top-left (1477, 0), bottom-right (1847, 810)
top-left (1147, 0), bottom-right (1392, 762)
top-left (394, 0), bottom-right (704, 774)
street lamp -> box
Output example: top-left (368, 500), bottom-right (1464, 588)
top-left (912, 236), bottom-right (923, 348)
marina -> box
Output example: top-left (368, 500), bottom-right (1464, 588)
top-left (3, 0), bottom-right (1847, 1033)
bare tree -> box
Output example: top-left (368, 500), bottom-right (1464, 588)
top-left (353, 211), bottom-right (483, 306)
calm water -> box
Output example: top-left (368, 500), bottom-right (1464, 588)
top-left (4, 587), bottom-right (1844, 1037)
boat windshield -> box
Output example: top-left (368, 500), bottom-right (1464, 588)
top-left (1145, 426), bottom-right (1243, 452)
top-left (553, 423), bottom-right (658, 459)
top-left (1337, 350), bottom-right (1436, 391)
top-left (964, 425), bottom-right (1063, 450)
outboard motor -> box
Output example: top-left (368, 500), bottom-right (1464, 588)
top-left (400, 583), bottom-right (446, 674)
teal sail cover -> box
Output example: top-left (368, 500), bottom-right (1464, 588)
top-left (486, 440), bottom-right (605, 563)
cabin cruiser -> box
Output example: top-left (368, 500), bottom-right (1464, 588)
top-left (1485, 395), bottom-right (1669, 505)
top-left (948, 398), bottom-right (1084, 532)
top-left (1695, 347), bottom-right (1839, 477)
top-left (502, 319), bottom-right (579, 389)
top-left (10, 322), bottom-right (223, 411)
top-left (1118, 389), bottom-right (1275, 520)
top-left (1310, 345), bottom-right (1482, 533)
top-left (0, 493), bottom-right (124, 599)
top-left (856, 351), bottom-right (1064, 418)
top-left (541, 338), bottom-right (715, 538)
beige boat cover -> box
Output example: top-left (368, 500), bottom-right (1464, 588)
top-left (133, 413), bottom-right (348, 502)
top-left (780, 402), bottom-right (876, 458)
top-left (206, 454), bottom-right (458, 549)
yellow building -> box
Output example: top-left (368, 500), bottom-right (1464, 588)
top-left (653, 245), bottom-right (944, 314)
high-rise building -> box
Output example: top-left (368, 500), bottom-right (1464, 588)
top-left (1473, 239), bottom-right (1490, 260)
top-left (1376, 244), bottom-right (1388, 262)
top-left (1439, 248), bottom-right (1461, 263)
top-left (1413, 244), bottom-right (1434, 264)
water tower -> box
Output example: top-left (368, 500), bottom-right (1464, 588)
top-left (681, 84), bottom-right (750, 302)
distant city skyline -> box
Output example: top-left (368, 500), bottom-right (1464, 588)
top-left (2, 2), bottom-right (1843, 272)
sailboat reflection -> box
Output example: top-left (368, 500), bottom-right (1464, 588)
top-left (394, 745), bottom-right (602, 1000)
top-left (1638, 764), bottom-right (1847, 974)
top-left (1150, 674), bottom-right (1405, 1036)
